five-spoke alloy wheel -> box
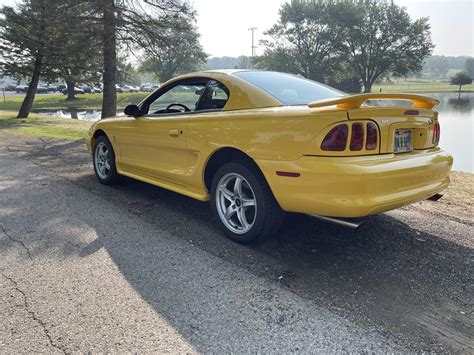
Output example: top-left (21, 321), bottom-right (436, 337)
top-left (216, 173), bottom-right (257, 234)
top-left (93, 135), bottom-right (119, 185)
top-left (94, 142), bottom-right (111, 179)
top-left (211, 162), bottom-right (283, 243)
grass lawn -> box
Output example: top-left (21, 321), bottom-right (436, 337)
top-left (0, 111), bottom-right (92, 141)
top-left (0, 92), bottom-right (148, 111)
top-left (373, 80), bottom-right (474, 93)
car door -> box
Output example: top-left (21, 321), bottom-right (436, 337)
top-left (115, 78), bottom-right (209, 185)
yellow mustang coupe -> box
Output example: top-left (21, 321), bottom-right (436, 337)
top-left (87, 70), bottom-right (452, 243)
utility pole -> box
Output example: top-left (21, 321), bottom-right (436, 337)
top-left (248, 27), bottom-right (257, 69)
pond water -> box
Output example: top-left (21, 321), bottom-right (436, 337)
top-left (31, 109), bottom-right (106, 121)
top-left (430, 92), bottom-right (473, 173)
top-left (32, 92), bottom-right (473, 173)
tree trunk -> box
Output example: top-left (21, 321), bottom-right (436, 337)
top-left (101, 0), bottom-right (117, 118)
top-left (66, 80), bottom-right (76, 100)
top-left (70, 107), bottom-right (78, 119)
top-left (363, 82), bottom-right (372, 93)
top-left (17, 54), bottom-right (42, 118)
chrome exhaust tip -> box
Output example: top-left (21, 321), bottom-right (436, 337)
top-left (310, 215), bottom-right (364, 229)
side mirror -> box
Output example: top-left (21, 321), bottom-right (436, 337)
top-left (124, 104), bottom-right (141, 117)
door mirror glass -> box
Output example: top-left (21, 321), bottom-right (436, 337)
top-left (124, 104), bottom-right (141, 117)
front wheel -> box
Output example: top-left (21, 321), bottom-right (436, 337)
top-left (93, 135), bottom-right (119, 185)
top-left (211, 162), bottom-right (283, 243)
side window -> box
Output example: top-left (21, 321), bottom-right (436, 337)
top-left (145, 80), bottom-right (208, 115)
top-left (196, 80), bottom-right (229, 111)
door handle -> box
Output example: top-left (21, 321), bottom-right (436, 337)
top-left (168, 129), bottom-right (180, 137)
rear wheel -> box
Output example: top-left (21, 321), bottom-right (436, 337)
top-left (93, 135), bottom-right (119, 185)
top-left (211, 162), bottom-right (283, 243)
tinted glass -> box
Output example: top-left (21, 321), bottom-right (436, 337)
top-left (146, 80), bottom-right (208, 114)
top-left (235, 71), bottom-right (343, 105)
top-left (196, 80), bottom-right (229, 111)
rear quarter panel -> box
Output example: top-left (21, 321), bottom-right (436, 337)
top-left (184, 106), bottom-right (348, 191)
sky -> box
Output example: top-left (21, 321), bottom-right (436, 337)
top-left (192, 0), bottom-right (473, 57)
top-left (1, 0), bottom-right (472, 58)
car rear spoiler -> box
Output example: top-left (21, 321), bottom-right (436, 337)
top-left (308, 93), bottom-right (440, 110)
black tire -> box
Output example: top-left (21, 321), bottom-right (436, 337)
top-left (210, 161), bottom-right (283, 243)
top-left (92, 135), bottom-right (120, 185)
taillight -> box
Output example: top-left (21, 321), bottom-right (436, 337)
top-left (321, 124), bottom-right (348, 151)
top-left (350, 123), bottom-right (364, 151)
top-left (437, 122), bottom-right (441, 144)
top-left (366, 122), bottom-right (378, 150)
top-left (432, 121), bottom-right (440, 145)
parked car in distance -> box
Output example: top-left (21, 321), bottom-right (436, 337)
top-left (61, 87), bottom-right (85, 95)
top-left (57, 84), bottom-right (66, 92)
top-left (15, 85), bottom-right (28, 93)
top-left (87, 70), bottom-right (452, 244)
top-left (92, 87), bottom-right (102, 94)
top-left (140, 84), bottom-right (161, 92)
top-left (78, 85), bottom-right (92, 94)
top-left (3, 84), bottom-right (16, 91)
top-left (118, 85), bottom-right (132, 93)
top-left (36, 85), bottom-right (49, 94)
top-left (46, 85), bottom-right (57, 93)
top-left (116, 84), bottom-right (130, 93)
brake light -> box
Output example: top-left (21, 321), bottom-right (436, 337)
top-left (366, 122), bottom-right (378, 150)
top-left (321, 124), bottom-right (348, 151)
top-left (437, 122), bottom-right (441, 144)
top-left (432, 121), bottom-right (440, 145)
top-left (350, 123), bottom-right (364, 151)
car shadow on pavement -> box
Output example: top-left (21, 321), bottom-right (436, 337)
top-left (1, 138), bottom-right (471, 352)
top-left (72, 174), bottom-right (473, 352)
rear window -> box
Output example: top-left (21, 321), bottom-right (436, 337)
top-left (235, 71), bottom-right (343, 105)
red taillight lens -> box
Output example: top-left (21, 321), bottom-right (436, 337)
top-left (437, 122), bottom-right (441, 144)
top-left (432, 121), bottom-right (440, 145)
top-left (366, 122), bottom-right (378, 150)
top-left (350, 123), bottom-right (364, 151)
top-left (321, 124), bottom-right (348, 151)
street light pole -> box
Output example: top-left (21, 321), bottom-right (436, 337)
top-left (248, 27), bottom-right (257, 69)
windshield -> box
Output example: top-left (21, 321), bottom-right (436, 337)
top-left (235, 71), bottom-right (343, 105)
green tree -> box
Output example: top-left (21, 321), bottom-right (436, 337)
top-left (464, 58), bottom-right (474, 79)
top-left (326, 58), bottom-right (362, 93)
top-left (85, 0), bottom-right (195, 118)
top-left (117, 55), bottom-right (141, 85)
top-left (338, 0), bottom-right (434, 92)
top-left (422, 55), bottom-right (449, 80)
top-left (0, 0), bottom-right (67, 118)
top-left (138, 25), bottom-right (207, 82)
top-left (50, 2), bottom-right (102, 100)
top-left (450, 71), bottom-right (472, 95)
top-left (257, 0), bottom-right (345, 82)
top-left (254, 47), bottom-right (300, 74)
top-left (237, 56), bottom-right (251, 69)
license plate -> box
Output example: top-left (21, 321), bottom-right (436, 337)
top-left (394, 129), bottom-right (412, 153)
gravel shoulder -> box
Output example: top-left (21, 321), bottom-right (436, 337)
top-left (0, 133), bottom-right (472, 352)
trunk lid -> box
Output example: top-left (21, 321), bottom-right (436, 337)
top-left (347, 106), bottom-right (437, 153)
top-left (308, 94), bottom-right (439, 154)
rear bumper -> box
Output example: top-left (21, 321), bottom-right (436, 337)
top-left (256, 148), bottom-right (453, 217)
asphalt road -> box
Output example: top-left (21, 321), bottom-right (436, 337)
top-left (0, 134), bottom-right (472, 353)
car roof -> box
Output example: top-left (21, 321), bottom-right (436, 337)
top-left (157, 70), bottom-right (283, 110)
